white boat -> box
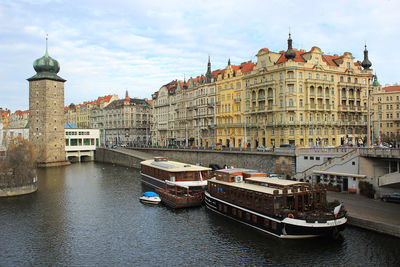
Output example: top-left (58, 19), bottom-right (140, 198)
top-left (140, 192), bottom-right (161, 205)
top-left (140, 157), bottom-right (212, 190)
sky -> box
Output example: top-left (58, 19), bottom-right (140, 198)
top-left (0, 0), bottom-right (399, 112)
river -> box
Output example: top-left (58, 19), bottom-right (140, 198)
top-left (0, 162), bottom-right (399, 266)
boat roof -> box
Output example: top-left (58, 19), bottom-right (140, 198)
top-left (245, 177), bottom-right (308, 187)
top-left (209, 177), bottom-right (282, 195)
top-left (142, 191), bottom-right (159, 197)
top-left (216, 168), bottom-right (256, 174)
top-left (141, 159), bottom-right (212, 172)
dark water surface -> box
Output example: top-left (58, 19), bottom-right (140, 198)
top-left (1, 162), bottom-right (399, 266)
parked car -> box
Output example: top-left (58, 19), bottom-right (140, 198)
top-left (381, 193), bottom-right (400, 203)
top-left (211, 143), bottom-right (222, 150)
top-left (268, 173), bottom-right (279, 178)
top-left (257, 146), bottom-right (265, 151)
top-left (120, 143), bottom-right (127, 147)
top-left (280, 144), bottom-right (296, 148)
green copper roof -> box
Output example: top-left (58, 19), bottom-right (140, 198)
top-left (373, 74), bottom-right (380, 86)
top-left (28, 36), bottom-right (65, 82)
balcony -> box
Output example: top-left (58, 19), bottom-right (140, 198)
top-left (234, 97), bottom-right (242, 103)
top-left (258, 95), bottom-right (265, 100)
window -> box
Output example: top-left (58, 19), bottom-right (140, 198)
top-left (299, 99), bottom-right (303, 107)
top-left (304, 156), bottom-right (308, 160)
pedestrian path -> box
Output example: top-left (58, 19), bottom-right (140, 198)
top-left (327, 191), bottom-right (400, 237)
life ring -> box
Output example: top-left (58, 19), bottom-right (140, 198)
top-left (287, 213), bottom-right (294, 219)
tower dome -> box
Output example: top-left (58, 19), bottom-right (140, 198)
top-left (361, 44), bottom-right (372, 70)
top-left (28, 36), bottom-right (65, 82)
top-left (285, 33), bottom-right (296, 60)
top-left (33, 37), bottom-right (60, 74)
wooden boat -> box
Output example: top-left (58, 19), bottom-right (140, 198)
top-left (140, 157), bottom-right (212, 190)
top-left (139, 191), bottom-right (161, 205)
top-left (205, 168), bottom-right (347, 239)
top-left (155, 181), bottom-right (204, 209)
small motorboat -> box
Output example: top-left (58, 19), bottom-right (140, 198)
top-left (139, 191), bottom-right (161, 205)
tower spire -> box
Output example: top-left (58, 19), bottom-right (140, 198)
top-left (45, 34), bottom-right (49, 57)
top-left (361, 44), bottom-right (372, 70)
top-left (206, 55), bottom-right (212, 83)
top-left (285, 32), bottom-right (296, 60)
top-left (125, 90), bottom-right (129, 102)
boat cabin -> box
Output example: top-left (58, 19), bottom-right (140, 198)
top-left (209, 169), bottom-right (328, 217)
top-left (141, 157), bottom-right (212, 183)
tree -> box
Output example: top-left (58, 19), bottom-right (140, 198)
top-left (0, 137), bottom-right (36, 188)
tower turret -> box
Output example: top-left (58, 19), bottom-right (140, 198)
top-left (285, 33), bottom-right (296, 60)
top-left (361, 44), bottom-right (372, 70)
top-left (205, 56), bottom-right (213, 83)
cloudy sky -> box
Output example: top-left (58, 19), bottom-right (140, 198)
top-left (0, 0), bottom-right (399, 112)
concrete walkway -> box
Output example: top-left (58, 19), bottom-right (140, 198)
top-left (327, 191), bottom-right (400, 237)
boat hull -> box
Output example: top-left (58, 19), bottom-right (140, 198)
top-left (139, 196), bottom-right (161, 205)
top-left (156, 189), bottom-right (204, 209)
top-left (205, 191), bottom-right (346, 239)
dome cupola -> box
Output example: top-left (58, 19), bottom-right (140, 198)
top-left (285, 33), bottom-right (296, 60)
top-left (361, 44), bottom-right (372, 70)
top-left (28, 36), bottom-right (65, 82)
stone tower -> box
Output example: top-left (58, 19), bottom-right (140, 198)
top-left (27, 37), bottom-right (69, 167)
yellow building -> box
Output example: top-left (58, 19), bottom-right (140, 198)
top-left (372, 81), bottom-right (400, 145)
top-left (215, 60), bottom-right (255, 148)
top-left (243, 34), bottom-right (374, 148)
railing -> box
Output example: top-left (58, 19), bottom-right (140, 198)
top-left (295, 148), bottom-right (359, 180)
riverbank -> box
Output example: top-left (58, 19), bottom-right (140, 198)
top-left (327, 191), bottom-right (400, 238)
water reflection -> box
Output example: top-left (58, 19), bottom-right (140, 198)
top-left (0, 162), bottom-right (399, 266)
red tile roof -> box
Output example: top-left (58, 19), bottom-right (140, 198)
top-left (239, 61), bottom-right (256, 73)
top-left (321, 55), bottom-right (339, 66)
top-left (276, 49), bottom-right (306, 64)
top-left (383, 85), bottom-right (400, 92)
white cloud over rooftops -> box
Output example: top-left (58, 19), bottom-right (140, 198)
top-left (0, 0), bottom-right (399, 111)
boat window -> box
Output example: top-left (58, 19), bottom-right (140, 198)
top-left (264, 218), bottom-right (270, 227)
top-left (223, 174), bottom-right (227, 182)
top-left (246, 212), bottom-right (251, 221)
top-left (252, 215), bottom-right (257, 224)
top-left (271, 221), bottom-right (277, 230)
top-left (232, 208), bottom-right (237, 216)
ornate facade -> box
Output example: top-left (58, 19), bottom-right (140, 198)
top-left (243, 35), bottom-right (374, 148)
top-left (151, 58), bottom-right (217, 147)
top-left (372, 81), bottom-right (400, 144)
top-left (215, 60), bottom-right (255, 148)
top-left (104, 91), bottom-right (151, 146)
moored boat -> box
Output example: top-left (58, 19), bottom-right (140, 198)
top-left (205, 168), bottom-right (347, 239)
top-left (140, 157), bottom-right (212, 190)
top-left (140, 191), bottom-right (161, 205)
top-left (155, 181), bottom-right (204, 209)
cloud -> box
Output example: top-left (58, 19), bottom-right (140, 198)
top-left (0, 0), bottom-right (399, 111)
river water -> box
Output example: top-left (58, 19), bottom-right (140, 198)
top-left (1, 162), bottom-right (399, 266)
